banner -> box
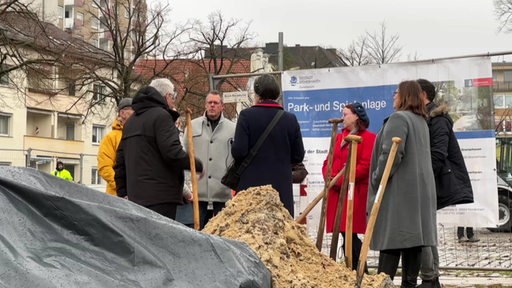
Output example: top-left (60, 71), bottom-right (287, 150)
top-left (283, 57), bottom-right (498, 237)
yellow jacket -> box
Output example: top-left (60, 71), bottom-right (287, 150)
top-left (97, 118), bottom-right (123, 196)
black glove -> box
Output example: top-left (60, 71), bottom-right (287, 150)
top-left (194, 157), bottom-right (203, 173)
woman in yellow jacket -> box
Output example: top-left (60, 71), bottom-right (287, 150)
top-left (97, 98), bottom-right (134, 195)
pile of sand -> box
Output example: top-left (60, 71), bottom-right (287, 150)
top-left (203, 185), bottom-right (393, 288)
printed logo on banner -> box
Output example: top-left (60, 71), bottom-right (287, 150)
top-left (464, 78), bottom-right (493, 87)
top-left (289, 75), bottom-right (321, 88)
top-left (290, 76), bottom-right (298, 86)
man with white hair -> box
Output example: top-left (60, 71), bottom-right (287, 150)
top-left (114, 78), bottom-right (203, 219)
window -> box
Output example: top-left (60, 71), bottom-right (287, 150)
top-left (93, 84), bottom-right (107, 103)
top-left (0, 113), bottom-right (11, 136)
top-left (495, 94), bottom-right (512, 109)
top-left (92, 125), bottom-right (104, 144)
top-left (91, 18), bottom-right (99, 29)
top-left (505, 71), bottom-right (512, 82)
top-left (91, 167), bottom-right (102, 184)
top-left (0, 65), bottom-right (9, 85)
top-left (66, 122), bottom-right (75, 140)
top-left (75, 12), bottom-right (84, 28)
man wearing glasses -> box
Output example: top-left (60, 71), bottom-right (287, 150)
top-left (182, 91), bottom-right (236, 228)
top-left (114, 78), bottom-right (203, 220)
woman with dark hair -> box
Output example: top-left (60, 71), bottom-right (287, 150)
top-left (321, 102), bottom-right (376, 271)
top-left (231, 74), bottom-right (305, 217)
top-left (367, 80), bottom-right (437, 287)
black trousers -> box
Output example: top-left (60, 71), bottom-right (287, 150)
top-left (378, 246), bottom-right (422, 288)
top-left (199, 201), bottom-right (226, 229)
top-left (341, 232), bottom-right (367, 272)
top-left (146, 203), bottom-right (178, 220)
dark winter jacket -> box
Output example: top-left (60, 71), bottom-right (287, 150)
top-left (114, 86), bottom-right (203, 207)
top-left (231, 101), bottom-right (305, 217)
top-left (427, 102), bottom-right (474, 209)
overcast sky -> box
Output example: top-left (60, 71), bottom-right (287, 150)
top-left (168, 0), bottom-right (512, 62)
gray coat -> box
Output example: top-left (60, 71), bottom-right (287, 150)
top-left (367, 111), bottom-right (437, 250)
top-left (183, 113), bottom-right (236, 202)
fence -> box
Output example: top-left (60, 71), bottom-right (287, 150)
top-left (0, 148), bottom-right (103, 189)
top-left (314, 223), bottom-right (512, 272)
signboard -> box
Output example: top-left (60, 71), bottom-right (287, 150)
top-left (223, 91), bottom-right (248, 103)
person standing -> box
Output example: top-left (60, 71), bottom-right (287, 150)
top-left (114, 78), bottom-right (203, 220)
top-left (182, 91), bottom-right (236, 228)
top-left (457, 227), bottom-right (479, 242)
top-left (321, 102), bottom-right (376, 271)
top-left (53, 161), bottom-right (73, 181)
top-left (97, 98), bottom-right (134, 196)
top-left (417, 78), bottom-right (475, 287)
top-left (231, 74), bottom-right (305, 217)
top-left (367, 80), bottom-right (437, 287)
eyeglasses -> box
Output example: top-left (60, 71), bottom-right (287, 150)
top-left (168, 91), bottom-right (177, 101)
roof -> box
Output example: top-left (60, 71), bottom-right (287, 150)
top-left (0, 11), bottom-right (111, 65)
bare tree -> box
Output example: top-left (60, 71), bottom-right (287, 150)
top-left (338, 22), bottom-right (402, 66)
top-left (338, 35), bottom-right (372, 66)
top-left (365, 22), bottom-right (402, 64)
top-left (178, 11), bottom-right (255, 117)
top-left (495, 0), bottom-right (512, 32)
top-left (74, 0), bottom-right (191, 109)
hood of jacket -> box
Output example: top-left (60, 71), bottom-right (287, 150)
top-left (428, 102), bottom-right (450, 118)
top-left (111, 118), bottom-right (123, 131)
top-left (132, 86), bottom-right (180, 121)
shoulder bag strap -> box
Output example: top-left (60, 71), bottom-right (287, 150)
top-left (237, 110), bottom-right (285, 173)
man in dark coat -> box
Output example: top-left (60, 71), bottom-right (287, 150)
top-left (115, 78), bottom-right (203, 220)
top-left (417, 78), bottom-right (474, 288)
top-left (231, 74), bottom-right (305, 217)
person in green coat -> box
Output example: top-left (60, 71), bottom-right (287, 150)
top-left (52, 161), bottom-right (73, 181)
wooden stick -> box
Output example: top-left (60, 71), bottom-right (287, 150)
top-left (329, 135), bottom-right (361, 263)
top-left (185, 108), bottom-right (200, 230)
top-left (295, 167), bottom-right (345, 224)
top-left (356, 137), bottom-right (402, 287)
top-left (344, 135), bottom-right (361, 269)
top-left (329, 155), bottom-right (350, 260)
top-left (315, 118), bottom-right (343, 251)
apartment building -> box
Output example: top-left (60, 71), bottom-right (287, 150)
top-left (493, 61), bottom-right (512, 133)
top-left (0, 7), bottom-right (125, 187)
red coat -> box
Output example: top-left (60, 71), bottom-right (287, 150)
top-left (322, 128), bottom-right (376, 234)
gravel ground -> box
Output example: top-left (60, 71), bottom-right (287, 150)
top-left (318, 226), bottom-right (512, 287)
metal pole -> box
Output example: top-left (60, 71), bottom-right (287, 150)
top-left (278, 32), bottom-right (284, 71)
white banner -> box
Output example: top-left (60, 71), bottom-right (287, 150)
top-left (283, 57), bottom-right (498, 237)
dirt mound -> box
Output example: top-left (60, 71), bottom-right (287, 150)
top-left (203, 185), bottom-right (392, 288)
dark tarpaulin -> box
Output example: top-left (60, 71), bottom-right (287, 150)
top-left (0, 167), bottom-right (271, 288)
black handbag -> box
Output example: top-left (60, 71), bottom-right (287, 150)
top-left (221, 110), bottom-right (284, 190)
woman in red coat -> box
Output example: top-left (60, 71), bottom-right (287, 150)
top-left (322, 102), bottom-right (376, 270)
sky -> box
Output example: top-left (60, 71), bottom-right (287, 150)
top-left (168, 0), bottom-right (512, 62)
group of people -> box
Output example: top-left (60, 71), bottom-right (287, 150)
top-left (94, 75), bottom-right (303, 229)
top-left (323, 79), bottom-right (474, 287)
top-left (88, 74), bottom-right (475, 288)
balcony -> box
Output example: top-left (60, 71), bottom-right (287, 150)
top-left (493, 81), bottom-right (512, 92)
top-left (24, 135), bottom-right (84, 158)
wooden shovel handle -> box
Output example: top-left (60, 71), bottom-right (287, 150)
top-left (356, 137), bottom-right (402, 286)
top-left (296, 167), bottom-right (345, 224)
top-left (186, 108), bottom-right (200, 230)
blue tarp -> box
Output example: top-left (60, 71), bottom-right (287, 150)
top-left (0, 167), bottom-right (271, 287)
